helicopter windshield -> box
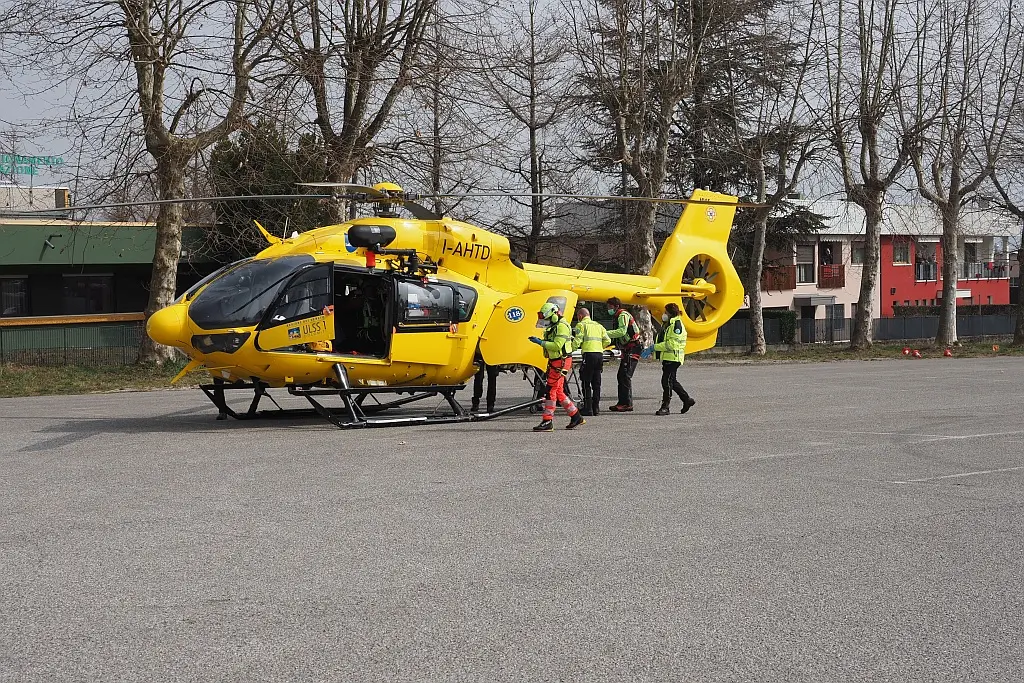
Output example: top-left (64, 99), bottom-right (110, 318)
top-left (188, 255), bottom-right (314, 330)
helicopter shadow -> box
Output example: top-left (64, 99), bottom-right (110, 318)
top-left (18, 406), bottom-right (337, 453)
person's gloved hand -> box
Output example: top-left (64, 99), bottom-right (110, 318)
top-left (528, 336), bottom-right (543, 346)
top-left (640, 345), bottom-right (655, 359)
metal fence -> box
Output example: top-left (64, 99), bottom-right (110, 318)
top-left (720, 314), bottom-right (1017, 348)
top-left (717, 318), bottom-right (786, 347)
top-left (0, 321), bottom-right (144, 365)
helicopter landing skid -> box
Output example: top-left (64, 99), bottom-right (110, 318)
top-left (290, 385), bottom-right (542, 429)
top-left (197, 373), bottom-right (541, 429)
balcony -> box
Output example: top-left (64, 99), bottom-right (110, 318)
top-left (761, 265), bottom-right (796, 291)
top-left (915, 262), bottom-right (938, 281)
top-left (818, 264), bottom-right (845, 289)
top-left (961, 261), bottom-right (1010, 279)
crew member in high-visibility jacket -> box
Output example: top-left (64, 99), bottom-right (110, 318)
top-left (573, 307), bottom-right (611, 416)
top-left (649, 302), bottom-right (696, 415)
top-left (605, 296), bottom-right (642, 411)
top-left (528, 302), bottom-right (586, 432)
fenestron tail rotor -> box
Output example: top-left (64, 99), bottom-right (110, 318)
top-left (681, 253), bottom-right (730, 327)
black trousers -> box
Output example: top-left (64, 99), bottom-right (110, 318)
top-left (616, 345), bottom-right (639, 406)
top-left (580, 351), bottom-right (603, 415)
top-left (661, 361), bottom-right (690, 405)
top-left (473, 363), bottom-right (499, 408)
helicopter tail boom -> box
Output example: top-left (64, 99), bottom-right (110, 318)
top-left (521, 189), bottom-right (744, 352)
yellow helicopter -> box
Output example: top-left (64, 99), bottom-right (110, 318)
top-left (145, 182), bottom-right (746, 427)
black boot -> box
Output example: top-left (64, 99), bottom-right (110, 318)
top-left (533, 419), bottom-right (554, 432)
top-left (656, 404), bottom-right (671, 416)
top-left (486, 402), bottom-right (495, 414)
top-left (681, 398), bottom-right (696, 414)
top-left (566, 412), bottom-right (586, 430)
top-left (471, 399), bottom-right (480, 412)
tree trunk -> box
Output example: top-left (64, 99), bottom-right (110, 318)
top-left (851, 197), bottom-right (882, 350)
top-left (1016, 220), bottom-right (1024, 346)
top-left (630, 199), bottom-right (658, 345)
top-left (936, 207), bottom-right (960, 346)
top-left (138, 160), bottom-right (187, 365)
top-left (527, 125), bottom-right (541, 263)
top-left (747, 209), bottom-right (770, 355)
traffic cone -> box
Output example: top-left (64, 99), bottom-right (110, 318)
top-left (902, 347), bottom-right (910, 355)
top-left (912, 349), bottom-right (922, 358)
top-left (943, 348), bottom-right (953, 357)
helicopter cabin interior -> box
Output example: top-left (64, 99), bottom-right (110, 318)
top-left (254, 263), bottom-right (478, 358)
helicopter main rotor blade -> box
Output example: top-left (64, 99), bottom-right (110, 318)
top-left (421, 192), bottom-right (767, 208)
top-left (1, 194), bottom-right (335, 215)
top-left (297, 182), bottom-right (387, 199)
top-left (402, 201), bottom-right (441, 220)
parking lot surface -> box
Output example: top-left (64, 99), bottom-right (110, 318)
top-left (1, 358), bottom-right (1022, 681)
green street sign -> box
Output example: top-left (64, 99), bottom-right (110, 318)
top-left (0, 154), bottom-right (65, 176)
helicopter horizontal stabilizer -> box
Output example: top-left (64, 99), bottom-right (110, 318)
top-left (170, 358), bottom-right (204, 385)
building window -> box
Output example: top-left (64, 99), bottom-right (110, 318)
top-left (893, 240), bottom-right (910, 264)
top-left (1, 278), bottom-right (29, 317)
top-left (964, 243), bottom-right (978, 263)
top-left (62, 275), bottom-right (114, 314)
top-left (796, 244), bottom-right (815, 283)
top-left (851, 242), bottom-right (866, 264)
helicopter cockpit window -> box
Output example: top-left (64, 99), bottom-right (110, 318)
top-left (452, 284), bottom-right (477, 322)
top-left (178, 258), bottom-right (252, 303)
top-left (396, 281), bottom-right (456, 328)
top-left (188, 255), bottom-right (314, 330)
top-left (266, 266), bottom-right (331, 325)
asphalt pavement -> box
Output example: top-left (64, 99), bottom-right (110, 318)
top-left (1, 358), bottom-right (1022, 682)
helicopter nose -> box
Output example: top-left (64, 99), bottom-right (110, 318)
top-left (146, 304), bottom-right (190, 348)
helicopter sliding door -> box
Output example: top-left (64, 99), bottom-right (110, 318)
top-left (388, 278), bottom-right (464, 370)
top-left (254, 264), bottom-right (334, 352)
top-left (479, 289), bottom-right (577, 368)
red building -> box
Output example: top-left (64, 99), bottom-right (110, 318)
top-left (880, 233), bottom-right (1012, 317)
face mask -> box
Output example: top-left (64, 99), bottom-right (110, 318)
top-left (607, 308), bottom-right (615, 316)
top-left (662, 313), bottom-right (670, 322)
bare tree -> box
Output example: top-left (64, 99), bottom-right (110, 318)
top-left (571, 0), bottom-right (710, 339)
top-left (814, 0), bottom-right (920, 349)
top-left (276, 0), bottom-right (437, 212)
top-left (990, 129), bottom-right (1024, 346)
top-left (0, 0), bottom-right (279, 363)
top-left (719, 3), bottom-right (825, 354)
top-left (475, 0), bottom-right (582, 262)
top-left (902, 0), bottom-right (1024, 346)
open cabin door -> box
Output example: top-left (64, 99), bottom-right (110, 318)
top-left (479, 289), bottom-right (577, 368)
top-left (255, 264), bottom-right (335, 352)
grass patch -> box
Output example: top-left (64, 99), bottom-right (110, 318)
top-left (691, 340), bottom-right (1024, 363)
top-left (0, 361), bottom-right (197, 398)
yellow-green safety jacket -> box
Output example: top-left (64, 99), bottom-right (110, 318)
top-left (654, 314), bottom-right (687, 363)
top-left (541, 316), bottom-right (574, 359)
top-left (573, 318), bottom-right (612, 353)
top-left (607, 309), bottom-right (640, 347)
